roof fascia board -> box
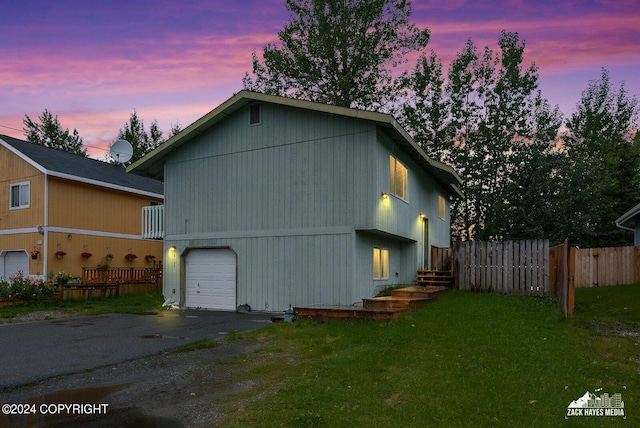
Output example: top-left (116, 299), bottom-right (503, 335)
top-left (47, 171), bottom-right (163, 199)
top-left (616, 201), bottom-right (640, 226)
top-left (0, 137), bottom-right (47, 174)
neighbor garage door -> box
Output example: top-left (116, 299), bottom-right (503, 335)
top-left (185, 248), bottom-right (236, 310)
top-left (3, 251), bottom-right (28, 278)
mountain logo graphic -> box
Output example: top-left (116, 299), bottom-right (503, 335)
top-left (566, 390), bottom-right (625, 419)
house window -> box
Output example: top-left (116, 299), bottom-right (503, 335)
top-left (249, 104), bottom-right (261, 125)
top-left (438, 195), bottom-right (446, 220)
top-left (373, 248), bottom-right (389, 280)
top-left (10, 182), bottom-right (30, 209)
top-left (389, 155), bottom-right (408, 201)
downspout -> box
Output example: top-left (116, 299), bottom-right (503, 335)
top-left (43, 174), bottom-right (49, 277)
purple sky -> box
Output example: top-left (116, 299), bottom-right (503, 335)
top-left (1, 0), bottom-right (638, 158)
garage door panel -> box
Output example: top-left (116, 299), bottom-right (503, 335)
top-left (185, 249), bottom-right (236, 310)
top-left (3, 251), bottom-right (29, 278)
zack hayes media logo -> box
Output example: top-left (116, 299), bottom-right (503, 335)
top-left (566, 389), bottom-right (625, 418)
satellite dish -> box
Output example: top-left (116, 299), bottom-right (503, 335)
top-left (110, 139), bottom-right (133, 164)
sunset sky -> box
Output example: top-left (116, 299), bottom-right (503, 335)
top-left (1, 0), bottom-right (638, 158)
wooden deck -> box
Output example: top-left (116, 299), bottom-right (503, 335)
top-left (293, 285), bottom-right (447, 322)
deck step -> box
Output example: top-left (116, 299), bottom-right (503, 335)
top-left (362, 296), bottom-right (431, 310)
top-left (392, 285), bottom-right (448, 299)
top-left (416, 270), bottom-right (453, 287)
top-left (293, 305), bottom-right (404, 322)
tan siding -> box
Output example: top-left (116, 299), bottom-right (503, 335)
top-left (46, 232), bottom-right (163, 278)
top-left (0, 145), bottom-right (45, 229)
top-left (48, 177), bottom-right (162, 234)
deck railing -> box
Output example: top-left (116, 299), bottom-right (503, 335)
top-left (142, 205), bottom-right (164, 239)
top-left (82, 267), bottom-right (162, 285)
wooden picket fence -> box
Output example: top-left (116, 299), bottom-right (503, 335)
top-left (453, 240), bottom-right (550, 296)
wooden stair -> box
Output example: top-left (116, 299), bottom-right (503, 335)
top-left (293, 282), bottom-right (448, 322)
top-left (416, 270), bottom-right (454, 287)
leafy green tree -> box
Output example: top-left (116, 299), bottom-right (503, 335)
top-left (113, 111), bottom-right (181, 164)
top-left (402, 31), bottom-right (563, 241)
top-left (562, 69), bottom-right (639, 247)
top-left (243, 0), bottom-right (430, 110)
top-left (23, 109), bottom-right (87, 156)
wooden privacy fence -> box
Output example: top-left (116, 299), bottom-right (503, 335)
top-left (573, 246), bottom-right (640, 288)
top-left (454, 240), bottom-right (550, 296)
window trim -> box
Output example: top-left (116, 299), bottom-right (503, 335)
top-left (389, 155), bottom-right (408, 201)
top-left (249, 103), bottom-right (261, 125)
top-left (10, 181), bottom-right (30, 210)
top-left (373, 247), bottom-right (389, 280)
top-left (438, 195), bottom-right (446, 220)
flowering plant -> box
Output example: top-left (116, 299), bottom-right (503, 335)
top-left (30, 250), bottom-right (40, 256)
top-left (81, 252), bottom-right (92, 259)
top-left (145, 255), bottom-right (156, 262)
top-left (125, 253), bottom-right (138, 261)
top-left (0, 272), bottom-right (57, 301)
top-left (55, 250), bottom-right (66, 258)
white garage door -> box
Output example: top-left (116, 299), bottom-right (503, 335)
top-left (185, 248), bottom-right (236, 310)
top-left (3, 251), bottom-right (29, 278)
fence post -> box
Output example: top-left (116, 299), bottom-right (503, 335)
top-left (567, 246), bottom-right (576, 317)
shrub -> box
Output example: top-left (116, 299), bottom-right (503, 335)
top-left (0, 271), bottom-right (58, 301)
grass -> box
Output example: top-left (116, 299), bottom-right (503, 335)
top-left (213, 287), bottom-right (639, 427)
top-left (0, 291), bottom-right (165, 320)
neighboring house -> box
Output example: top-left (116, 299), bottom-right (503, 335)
top-left (129, 91), bottom-right (463, 311)
top-left (616, 202), bottom-right (640, 246)
top-left (0, 135), bottom-right (164, 280)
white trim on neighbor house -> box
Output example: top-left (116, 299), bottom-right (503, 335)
top-left (0, 226), bottom-right (152, 241)
top-left (0, 137), bottom-right (163, 200)
top-left (46, 171), bottom-right (164, 199)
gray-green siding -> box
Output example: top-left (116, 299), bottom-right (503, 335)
top-left (162, 102), bottom-right (453, 310)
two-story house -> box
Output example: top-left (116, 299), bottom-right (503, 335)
top-left (129, 91), bottom-right (462, 311)
top-left (0, 135), bottom-right (164, 280)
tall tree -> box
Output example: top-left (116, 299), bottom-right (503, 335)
top-left (401, 31), bottom-right (563, 241)
top-left (113, 110), bottom-right (179, 164)
top-left (562, 68), bottom-right (639, 247)
top-left (243, 0), bottom-right (430, 110)
top-left (23, 109), bottom-right (87, 156)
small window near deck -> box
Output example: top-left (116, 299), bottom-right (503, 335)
top-left (249, 104), bottom-right (261, 125)
top-left (373, 247), bottom-right (389, 280)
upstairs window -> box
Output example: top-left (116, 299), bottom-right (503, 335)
top-left (10, 182), bottom-right (30, 209)
top-left (249, 104), bottom-right (261, 125)
top-left (438, 195), bottom-right (446, 220)
top-left (389, 155), bottom-right (408, 201)
top-left (373, 247), bottom-right (389, 280)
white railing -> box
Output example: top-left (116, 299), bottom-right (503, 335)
top-left (142, 205), bottom-right (164, 239)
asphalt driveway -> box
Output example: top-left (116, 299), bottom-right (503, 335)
top-left (0, 309), bottom-right (274, 389)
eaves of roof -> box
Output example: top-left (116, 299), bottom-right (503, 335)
top-left (616, 201), bottom-right (640, 227)
top-left (0, 135), bottom-right (164, 198)
top-left (128, 90), bottom-right (463, 199)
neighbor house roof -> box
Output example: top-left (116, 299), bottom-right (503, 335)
top-left (128, 91), bottom-right (463, 198)
top-left (0, 134), bottom-right (163, 198)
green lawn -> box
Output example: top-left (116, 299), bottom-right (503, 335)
top-left (0, 291), bottom-right (165, 320)
top-left (217, 287), bottom-right (638, 427)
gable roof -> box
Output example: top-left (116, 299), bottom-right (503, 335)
top-left (128, 91), bottom-right (463, 199)
top-left (0, 134), bottom-right (163, 198)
